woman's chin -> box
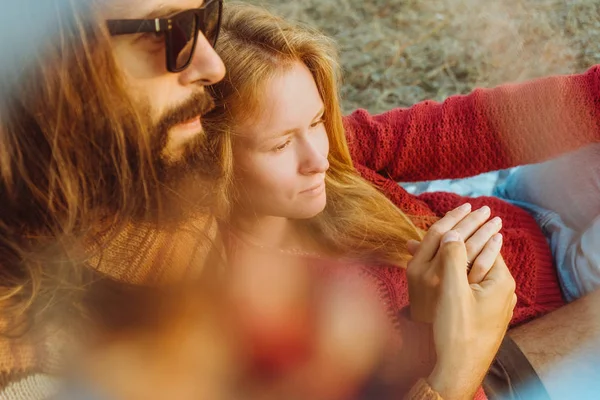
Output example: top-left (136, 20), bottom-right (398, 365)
top-left (293, 198), bottom-right (327, 219)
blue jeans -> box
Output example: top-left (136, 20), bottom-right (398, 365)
top-left (495, 144), bottom-right (600, 302)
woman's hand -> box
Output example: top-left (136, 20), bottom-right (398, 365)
top-left (427, 230), bottom-right (516, 400)
top-left (407, 203), bottom-right (503, 323)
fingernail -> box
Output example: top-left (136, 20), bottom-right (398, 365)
top-left (458, 203), bottom-right (472, 212)
top-left (478, 206), bottom-right (491, 215)
top-left (442, 230), bottom-right (461, 244)
top-left (493, 233), bottom-right (503, 243)
top-left (491, 216), bottom-right (502, 225)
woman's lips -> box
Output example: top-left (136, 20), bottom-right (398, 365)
top-left (300, 182), bottom-right (325, 195)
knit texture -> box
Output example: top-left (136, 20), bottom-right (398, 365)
top-left (0, 374), bottom-right (58, 400)
top-left (86, 212), bottom-right (220, 285)
top-left (344, 64), bottom-right (600, 329)
top-left (340, 64), bottom-right (599, 399)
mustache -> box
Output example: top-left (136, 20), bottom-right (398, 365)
top-left (152, 91), bottom-right (215, 155)
top-left (155, 91), bottom-right (215, 134)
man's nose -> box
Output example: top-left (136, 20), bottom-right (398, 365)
top-left (179, 33), bottom-right (226, 86)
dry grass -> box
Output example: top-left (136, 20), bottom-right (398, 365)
top-left (242, 0), bottom-right (600, 114)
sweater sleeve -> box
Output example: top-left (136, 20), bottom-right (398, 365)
top-left (343, 65), bottom-right (600, 182)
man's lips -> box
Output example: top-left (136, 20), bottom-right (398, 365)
top-left (176, 116), bottom-right (202, 129)
top-left (171, 116), bottom-right (203, 137)
top-left (162, 116), bottom-right (204, 160)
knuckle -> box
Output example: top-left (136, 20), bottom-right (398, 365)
top-left (464, 241), bottom-right (477, 255)
top-left (440, 241), bottom-right (464, 258)
top-left (406, 264), bottom-right (419, 279)
top-left (407, 263), bottom-right (427, 282)
top-left (465, 240), bottom-right (479, 255)
top-left (423, 271), bottom-right (439, 286)
top-left (423, 279), bottom-right (437, 289)
top-left (472, 260), bottom-right (488, 272)
top-left (507, 276), bottom-right (517, 293)
top-left (449, 206), bottom-right (462, 215)
top-left (427, 225), bottom-right (445, 239)
top-left (508, 308), bottom-right (515, 322)
top-left (483, 218), bottom-right (498, 231)
top-left (445, 239), bottom-right (464, 250)
top-left (446, 207), bottom-right (463, 218)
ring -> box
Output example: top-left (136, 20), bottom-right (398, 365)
top-left (466, 260), bottom-right (473, 273)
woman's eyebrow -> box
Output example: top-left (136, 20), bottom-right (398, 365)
top-left (312, 106), bottom-right (325, 121)
top-left (259, 106), bottom-right (326, 143)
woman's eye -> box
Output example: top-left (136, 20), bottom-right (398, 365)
top-left (273, 140), bottom-right (291, 152)
top-left (310, 119), bottom-right (325, 129)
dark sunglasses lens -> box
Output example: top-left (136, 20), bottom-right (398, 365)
top-left (171, 12), bottom-right (197, 70)
top-left (203, 0), bottom-right (221, 47)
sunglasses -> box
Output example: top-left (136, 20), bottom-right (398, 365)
top-left (106, 0), bottom-right (223, 73)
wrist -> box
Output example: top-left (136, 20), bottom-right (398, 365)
top-left (427, 365), bottom-right (477, 400)
top-left (427, 367), bottom-right (453, 399)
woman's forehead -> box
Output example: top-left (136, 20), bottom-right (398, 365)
top-left (235, 64), bottom-right (323, 141)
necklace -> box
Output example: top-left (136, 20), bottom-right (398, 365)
top-left (228, 227), bottom-right (324, 259)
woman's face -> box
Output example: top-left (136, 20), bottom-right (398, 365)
top-left (232, 61), bottom-right (330, 220)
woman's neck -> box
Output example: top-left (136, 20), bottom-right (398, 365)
top-left (230, 212), bottom-right (301, 249)
top-left (229, 210), bottom-right (342, 261)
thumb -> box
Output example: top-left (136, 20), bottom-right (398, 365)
top-left (406, 240), bottom-right (420, 256)
top-left (479, 253), bottom-right (512, 290)
top-left (438, 230), bottom-right (469, 294)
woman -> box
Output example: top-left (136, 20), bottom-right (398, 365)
top-left (204, 0), bottom-right (590, 314)
top-left (200, 3), bottom-right (546, 399)
top-left (205, 0), bottom-right (600, 317)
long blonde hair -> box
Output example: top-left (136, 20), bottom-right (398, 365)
top-left (205, 3), bottom-right (423, 266)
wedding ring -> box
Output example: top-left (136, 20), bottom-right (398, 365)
top-left (466, 260), bottom-right (473, 273)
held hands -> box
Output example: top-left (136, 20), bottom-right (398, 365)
top-left (406, 203), bottom-right (505, 323)
top-left (406, 204), bottom-right (517, 399)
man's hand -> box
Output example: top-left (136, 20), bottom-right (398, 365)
top-left (427, 230), bottom-right (517, 400)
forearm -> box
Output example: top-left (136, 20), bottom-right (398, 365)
top-left (345, 65), bottom-right (600, 182)
top-left (509, 288), bottom-right (600, 399)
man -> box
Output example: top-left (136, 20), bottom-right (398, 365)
top-left (0, 0), bottom-right (225, 396)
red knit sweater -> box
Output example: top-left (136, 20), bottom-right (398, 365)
top-left (341, 65), bottom-right (600, 397)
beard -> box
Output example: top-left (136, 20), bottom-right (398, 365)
top-left (141, 90), bottom-right (221, 222)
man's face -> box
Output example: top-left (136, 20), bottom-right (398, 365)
top-left (101, 0), bottom-right (225, 172)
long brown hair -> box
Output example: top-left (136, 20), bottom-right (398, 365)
top-left (0, 0), bottom-right (161, 334)
top-left (205, 3), bottom-right (423, 266)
